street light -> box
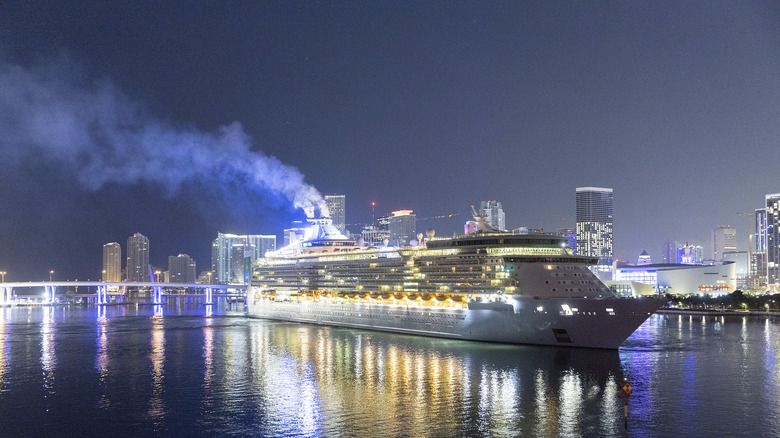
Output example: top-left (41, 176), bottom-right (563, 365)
top-left (0, 271), bottom-right (5, 283)
top-left (155, 270), bottom-right (161, 283)
top-left (49, 270), bottom-right (54, 281)
top-left (207, 271), bottom-right (212, 285)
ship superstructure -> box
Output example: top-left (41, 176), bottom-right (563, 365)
top-left (247, 217), bottom-right (661, 349)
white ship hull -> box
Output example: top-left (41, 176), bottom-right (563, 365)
top-left (246, 293), bottom-right (661, 349)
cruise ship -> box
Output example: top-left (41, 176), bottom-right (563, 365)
top-left (247, 216), bottom-right (662, 349)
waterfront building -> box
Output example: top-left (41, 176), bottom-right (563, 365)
top-left (723, 251), bottom-right (749, 289)
top-left (612, 262), bottom-right (736, 295)
top-left (712, 225), bottom-right (737, 262)
top-left (387, 210), bottom-right (416, 246)
top-left (325, 194), bottom-right (346, 234)
top-left (168, 253), bottom-right (197, 284)
top-left (212, 233), bottom-right (277, 284)
top-left (767, 193), bottom-right (780, 289)
top-left (102, 242), bottom-right (122, 282)
top-left (576, 187), bottom-right (613, 279)
top-left (638, 250), bottom-right (651, 265)
top-left (479, 200), bottom-right (506, 231)
top-left (126, 233), bottom-right (150, 282)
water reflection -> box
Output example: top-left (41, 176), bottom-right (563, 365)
top-left (246, 323), bottom-right (624, 437)
top-left (0, 308), bottom-right (7, 393)
top-left (148, 313), bottom-right (165, 424)
top-left (96, 306), bottom-right (110, 408)
top-left (41, 306), bottom-right (56, 394)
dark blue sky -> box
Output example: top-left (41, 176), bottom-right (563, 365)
top-left (1, 2), bottom-right (779, 280)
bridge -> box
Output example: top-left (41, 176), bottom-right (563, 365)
top-left (0, 281), bottom-right (247, 305)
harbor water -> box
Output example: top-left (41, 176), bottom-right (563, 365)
top-left (0, 305), bottom-right (778, 437)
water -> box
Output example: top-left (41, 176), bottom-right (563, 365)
top-left (0, 305), bottom-right (778, 437)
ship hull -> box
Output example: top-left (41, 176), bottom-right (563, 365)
top-left (246, 294), bottom-right (661, 349)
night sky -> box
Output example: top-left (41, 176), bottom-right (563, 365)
top-left (1, 2), bottom-right (779, 281)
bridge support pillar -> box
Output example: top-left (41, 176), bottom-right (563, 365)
top-left (153, 286), bottom-right (163, 305)
top-left (1, 287), bottom-right (11, 304)
top-left (45, 285), bottom-right (56, 304)
top-left (97, 285), bottom-right (107, 305)
top-left (205, 287), bottom-right (213, 305)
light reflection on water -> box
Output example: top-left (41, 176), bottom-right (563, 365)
top-left (0, 307), bottom-right (779, 436)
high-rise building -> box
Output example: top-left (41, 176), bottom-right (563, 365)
top-left (754, 207), bottom-right (768, 287)
top-left (723, 251), bottom-right (750, 289)
top-left (479, 201), bottom-right (506, 231)
top-left (638, 250), bottom-right (651, 265)
top-left (712, 225), bottom-right (737, 262)
top-left (756, 208), bottom-right (768, 253)
top-left (168, 254), bottom-right (196, 284)
top-left (126, 233), bottom-right (150, 282)
top-left (662, 241), bottom-right (676, 264)
top-left (766, 194), bottom-right (780, 288)
top-left (361, 225), bottom-right (390, 246)
top-left (676, 243), bottom-right (703, 265)
top-left (102, 242), bottom-right (122, 282)
top-left (387, 210), bottom-right (416, 247)
top-left (575, 187), bottom-right (613, 266)
top-left (325, 194), bottom-right (346, 234)
top-left (211, 233), bottom-right (276, 284)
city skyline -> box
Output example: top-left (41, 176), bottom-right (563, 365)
top-left (1, 2), bottom-right (779, 280)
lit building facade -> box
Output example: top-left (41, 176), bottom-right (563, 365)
top-left (361, 225), bottom-right (390, 246)
top-left (387, 210), bottom-right (416, 247)
top-left (102, 242), bottom-right (122, 282)
top-left (168, 253), bottom-right (197, 284)
top-left (211, 233), bottom-right (276, 284)
top-left (638, 250), bottom-right (651, 265)
top-left (613, 262), bottom-right (736, 295)
top-left (575, 187), bottom-right (613, 267)
top-left (711, 225), bottom-right (736, 262)
top-left (662, 240), bottom-right (676, 264)
top-left (723, 251), bottom-right (749, 289)
top-left (767, 193), bottom-right (780, 289)
top-left (126, 233), bottom-right (149, 282)
top-left (325, 194), bottom-right (346, 234)
top-left (479, 200), bottom-right (506, 231)
top-left (676, 243), bottom-right (703, 265)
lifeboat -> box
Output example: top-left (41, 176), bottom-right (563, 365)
top-left (407, 294), bottom-right (419, 301)
top-left (451, 295), bottom-right (463, 302)
top-left (393, 293), bottom-right (404, 300)
top-left (421, 294), bottom-right (433, 301)
top-left (435, 294), bottom-right (449, 302)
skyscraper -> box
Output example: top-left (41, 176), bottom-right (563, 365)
top-left (387, 210), bottom-right (416, 247)
top-left (479, 200), bottom-right (506, 231)
top-left (168, 253), bottom-right (196, 284)
top-left (126, 233), bottom-right (149, 282)
top-left (325, 194), bottom-right (346, 234)
top-left (211, 233), bottom-right (276, 284)
top-left (754, 207), bottom-right (768, 287)
top-left (712, 225), bottom-right (737, 262)
top-left (102, 242), bottom-right (121, 282)
top-left (766, 194), bottom-right (780, 288)
top-left (575, 187), bottom-right (613, 265)
top-left (662, 240), bottom-right (676, 264)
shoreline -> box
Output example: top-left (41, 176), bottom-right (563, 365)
top-left (657, 308), bottom-right (780, 317)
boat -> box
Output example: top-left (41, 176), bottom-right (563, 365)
top-left (246, 214), bottom-right (662, 349)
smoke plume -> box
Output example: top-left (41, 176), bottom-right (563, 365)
top-left (0, 59), bottom-right (329, 218)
